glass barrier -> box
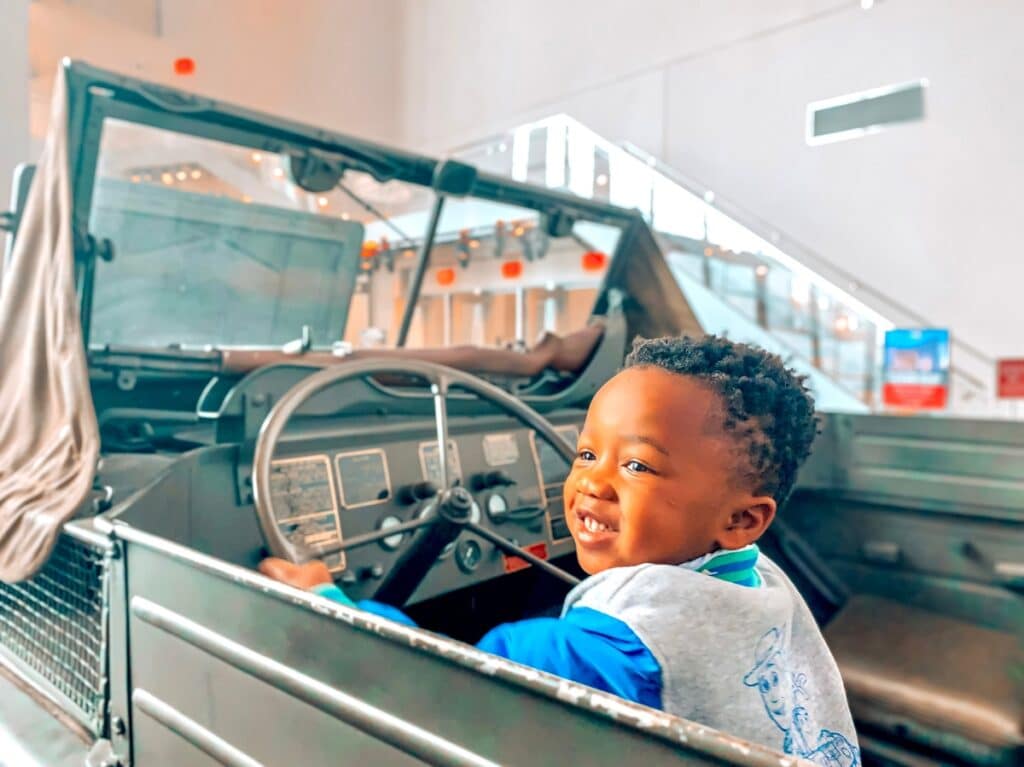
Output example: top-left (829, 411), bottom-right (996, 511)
top-left (454, 115), bottom-right (999, 414)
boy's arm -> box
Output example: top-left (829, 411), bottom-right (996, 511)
top-left (476, 607), bottom-right (662, 709)
top-left (258, 558), bottom-right (419, 627)
top-left (259, 559), bottom-right (662, 708)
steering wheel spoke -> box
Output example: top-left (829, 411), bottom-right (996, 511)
top-left (464, 521), bottom-right (580, 587)
top-left (331, 516), bottom-right (436, 553)
top-left (429, 375), bottom-right (452, 489)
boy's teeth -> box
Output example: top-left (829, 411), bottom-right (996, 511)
top-left (583, 516), bottom-right (610, 533)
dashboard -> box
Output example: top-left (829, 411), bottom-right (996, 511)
top-left (265, 414), bottom-right (583, 603)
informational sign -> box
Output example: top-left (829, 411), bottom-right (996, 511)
top-left (997, 359), bottom-right (1024, 399)
top-left (882, 329), bottom-right (950, 410)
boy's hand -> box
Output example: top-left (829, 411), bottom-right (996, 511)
top-left (258, 557), bottom-right (333, 590)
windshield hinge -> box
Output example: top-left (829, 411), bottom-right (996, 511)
top-left (76, 231), bottom-right (115, 264)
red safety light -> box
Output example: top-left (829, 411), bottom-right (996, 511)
top-left (581, 251), bottom-right (607, 272)
top-left (361, 240), bottom-right (379, 260)
top-left (173, 57), bottom-right (196, 76)
top-left (501, 260), bottom-right (523, 279)
top-left (436, 267), bottom-right (456, 286)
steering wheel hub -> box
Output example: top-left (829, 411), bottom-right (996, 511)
top-left (437, 487), bottom-right (474, 522)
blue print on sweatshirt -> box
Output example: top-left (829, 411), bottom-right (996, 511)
top-left (743, 627), bottom-right (860, 767)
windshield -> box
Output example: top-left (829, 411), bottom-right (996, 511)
top-left (87, 118), bottom-right (623, 352)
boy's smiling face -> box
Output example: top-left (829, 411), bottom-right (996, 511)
top-left (564, 366), bottom-right (777, 574)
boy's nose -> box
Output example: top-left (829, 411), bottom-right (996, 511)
top-left (575, 467), bottom-right (615, 499)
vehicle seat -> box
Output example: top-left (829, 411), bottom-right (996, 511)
top-left (824, 595), bottom-right (1023, 766)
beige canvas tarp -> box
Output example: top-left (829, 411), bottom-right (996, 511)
top-left (0, 68), bottom-right (99, 583)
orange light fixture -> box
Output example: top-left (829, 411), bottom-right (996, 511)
top-left (581, 251), bottom-right (607, 272)
top-left (173, 57), bottom-right (196, 76)
top-left (436, 267), bottom-right (456, 286)
top-left (500, 260), bottom-right (523, 279)
top-left (361, 240), bottom-right (379, 260)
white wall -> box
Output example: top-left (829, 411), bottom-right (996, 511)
top-left (397, 0), bottom-right (1024, 361)
top-left (29, 0), bottom-right (405, 151)
top-left (159, 0), bottom-right (405, 145)
top-left (398, 0), bottom-right (846, 152)
top-left (1, 0), bottom-right (30, 210)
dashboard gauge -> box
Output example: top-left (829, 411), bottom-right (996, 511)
top-left (486, 493), bottom-right (509, 520)
top-left (377, 515), bottom-right (405, 551)
top-left (455, 540), bottom-right (483, 573)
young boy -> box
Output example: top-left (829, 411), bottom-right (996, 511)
top-left (260, 335), bottom-right (860, 765)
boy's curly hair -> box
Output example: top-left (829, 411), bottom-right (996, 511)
top-left (624, 335), bottom-right (818, 503)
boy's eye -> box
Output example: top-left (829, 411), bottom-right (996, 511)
top-left (577, 449), bottom-right (596, 462)
top-left (624, 459), bottom-right (652, 473)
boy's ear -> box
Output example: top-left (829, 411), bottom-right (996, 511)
top-left (718, 496), bottom-right (777, 549)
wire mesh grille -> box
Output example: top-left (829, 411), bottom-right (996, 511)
top-left (0, 534), bottom-right (109, 733)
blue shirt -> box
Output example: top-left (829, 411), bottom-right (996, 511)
top-left (312, 544), bottom-right (762, 712)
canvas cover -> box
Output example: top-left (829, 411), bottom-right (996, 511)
top-left (0, 68), bottom-right (99, 582)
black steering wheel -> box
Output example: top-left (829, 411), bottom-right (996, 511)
top-left (251, 359), bottom-right (581, 605)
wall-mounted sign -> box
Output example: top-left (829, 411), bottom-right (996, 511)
top-left (997, 359), bottom-right (1024, 399)
top-left (882, 329), bottom-right (950, 410)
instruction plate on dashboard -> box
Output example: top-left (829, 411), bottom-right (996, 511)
top-left (419, 440), bottom-right (462, 487)
top-left (269, 455), bottom-right (346, 573)
top-left (336, 448), bottom-right (392, 508)
top-left (482, 432), bottom-right (520, 467)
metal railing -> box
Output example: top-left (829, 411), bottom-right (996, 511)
top-left (451, 114), bottom-right (1002, 416)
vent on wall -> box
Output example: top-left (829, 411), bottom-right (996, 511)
top-left (807, 79), bottom-right (927, 145)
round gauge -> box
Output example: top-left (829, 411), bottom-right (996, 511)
top-left (455, 539), bottom-right (483, 573)
top-left (486, 493), bottom-right (509, 520)
top-left (378, 515), bottom-right (405, 551)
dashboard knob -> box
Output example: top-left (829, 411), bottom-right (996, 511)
top-left (398, 481), bottom-right (439, 505)
top-left (470, 470), bottom-right (515, 491)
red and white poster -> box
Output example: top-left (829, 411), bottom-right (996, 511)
top-left (997, 359), bottom-right (1024, 399)
top-left (882, 329), bottom-right (950, 410)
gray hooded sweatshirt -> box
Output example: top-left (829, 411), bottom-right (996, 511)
top-left (561, 552), bottom-right (860, 765)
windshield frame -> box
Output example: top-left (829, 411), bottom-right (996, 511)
top-left (63, 60), bottom-right (645, 353)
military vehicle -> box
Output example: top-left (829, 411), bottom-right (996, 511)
top-left (0, 61), bottom-right (1019, 767)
